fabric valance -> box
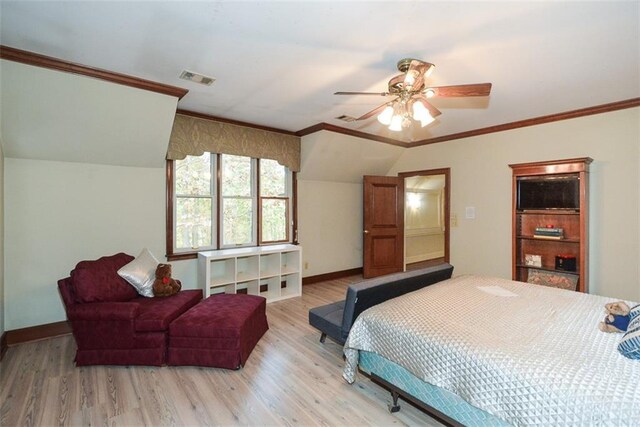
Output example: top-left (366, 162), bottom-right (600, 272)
top-left (167, 113), bottom-right (301, 172)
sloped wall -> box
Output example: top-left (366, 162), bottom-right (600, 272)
top-left (297, 131), bottom-right (403, 277)
top-left (0, 143), bottom-right (4, 338)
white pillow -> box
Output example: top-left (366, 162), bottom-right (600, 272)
top-left (117, 248), bottom-right (159, 298)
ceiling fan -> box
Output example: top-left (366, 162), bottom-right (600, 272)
top-left (335, 58), bottom-right (492, 131)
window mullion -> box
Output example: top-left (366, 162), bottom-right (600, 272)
top-left (256, 158), bottom-right (260, 246)
top-left (216, 153), bottom-right (221, 249)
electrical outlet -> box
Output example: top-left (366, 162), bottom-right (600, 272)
top-left (304, 262), bottom-right (309, 270)
top-left (451, 213), bottom-right (458, 227)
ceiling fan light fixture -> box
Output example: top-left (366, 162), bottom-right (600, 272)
top-left (425, 64), bottom-right (435, 78)
top-left (402, 116), bottom-right (412, 129)
top-left (425, 88), bottom-right (436, 98)
top-left (377, 105), bottom-right (394, 125)
top-left (412, 100), bottom-right (434, 127)
top-left (388, 114), bottom-right (403, 132)
top-left (404, 71), bottom-right (417, 88)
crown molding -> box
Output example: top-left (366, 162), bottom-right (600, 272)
top-left (2, 44), bottom-right (635, 145)
top-left (293, 98), bottom-right (640, 148)
top-left (0, 45), bottom-right (189, 100)
top-left (409, 98), bottom-right (640, 147)
top-left (295, 123), bottom-right (408, 147)
top-left (176, 109), bottom-right (297, 136)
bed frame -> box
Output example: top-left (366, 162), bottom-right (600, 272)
top-left (356, 350), bottom-right (509, 427)
top-left (366, 371), bottom-right (463, 427)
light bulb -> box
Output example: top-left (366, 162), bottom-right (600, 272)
top-left (419, 115), bottom-right (435, 127)
top-left (425, 89), bottom-right (435, 98)
top-left (425, 64), bottom-right (435, 78)
top-left (377, 105), bottom-right (394, 125)
top-left (412, 101), bottom-right (435, 127)
top-left (388, 115), bottom-right (403, 131)
top-left (404, 72), bottom-right (416, 88)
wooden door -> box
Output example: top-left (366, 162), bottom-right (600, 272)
top-left (363, 175), bottom-right (404, 278)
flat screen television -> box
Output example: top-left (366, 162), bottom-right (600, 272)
top-left (516, 175), bottom-right (580, 210)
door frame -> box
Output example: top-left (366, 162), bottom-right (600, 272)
top-left (398, 168), bottom-right (451, 264)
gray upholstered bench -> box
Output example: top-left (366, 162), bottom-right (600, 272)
top-left (308, 263), bottom-right (454, 345)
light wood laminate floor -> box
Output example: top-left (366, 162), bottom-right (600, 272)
top-left (0, 276), bottom-right (442, 426)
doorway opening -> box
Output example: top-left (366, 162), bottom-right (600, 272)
top-left (399, 168), bottom-right (450, 270)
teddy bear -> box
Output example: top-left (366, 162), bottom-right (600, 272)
top-left (153, 263), bottom-right (182, 297)
top-left (598, 301), bottom-right (630, 333)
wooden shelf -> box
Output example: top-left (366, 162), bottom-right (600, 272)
top-left (510, 158), bottom-right (591, 293)
top-left (516, 235), bottom-right (580, 243)
top-left (516, 209), bottom-right (579, 215)
top-left (515, 264), bottom-right (579, 276)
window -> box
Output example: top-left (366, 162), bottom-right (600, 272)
top-left (260, 158), bottom-right (290, 243)
top-left (221, 154), bottom-right (256, 247)
top-left (173, 154), bottom-right (215, 251)
top-left (168, 153), bottom-right (294, 259)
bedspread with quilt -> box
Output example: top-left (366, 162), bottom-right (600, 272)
top-left (343, 275), bottom-right (640, 426)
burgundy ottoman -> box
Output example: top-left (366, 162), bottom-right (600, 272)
top-left (167, 294), bottom-right (268, 369)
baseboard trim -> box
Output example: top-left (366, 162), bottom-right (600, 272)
top-left (302, 267), bottom-right (363, 285)
top-left (3, 270), bottom-right (361, 345)
top-left (6, 321), bottom-right (72, 346)
top-left (0, 331), bottom-right (7, 361)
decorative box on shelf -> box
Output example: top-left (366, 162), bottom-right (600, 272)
top-left (197, 244), bottom-right (302, 302)
top-left (524, 254), bottom-right (542, 267)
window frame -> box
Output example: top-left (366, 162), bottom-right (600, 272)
top-left (258, 196), bottom-right (290, 244)
top-left (166, 156), bottom-right (297, 261)
top-left (172, 154), bottom-right (217, 254)
top-left (258, 159), bottom-right (293, 244)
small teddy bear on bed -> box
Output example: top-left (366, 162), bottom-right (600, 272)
top-left (153, 263), bottom-right (182, 297)
top-left (598, 301), bottom-right (630, 333)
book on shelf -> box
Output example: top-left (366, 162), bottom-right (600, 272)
top-left (534, 228), bottom-right (563, 237)
top-left (533, 234), bottom-right (564, 240)
top-left (534, 232), bottom-right (563, 238)
top-left (534, 227), bottom-right (563, 234)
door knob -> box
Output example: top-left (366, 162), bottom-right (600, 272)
top-left (363, 230), bottom-right (369, 234)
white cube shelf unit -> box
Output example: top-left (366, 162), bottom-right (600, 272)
top-left (198, 244), bottom-right (302, 302)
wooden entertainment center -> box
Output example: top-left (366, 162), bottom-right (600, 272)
top-left (510, 158), bottom-right (592, 293)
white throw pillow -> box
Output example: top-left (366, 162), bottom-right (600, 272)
top-left (117, 248), bottom-right (159, 298)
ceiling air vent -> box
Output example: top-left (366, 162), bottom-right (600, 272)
top-left (179, 70), bottom-right (215, 86)
top-left (336, 115), bottom-right (357, 122)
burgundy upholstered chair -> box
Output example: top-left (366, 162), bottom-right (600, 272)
top-left (58, 253), bottom-right (202, 366)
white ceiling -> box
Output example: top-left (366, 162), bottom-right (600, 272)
top-left (1, 1), bottom-right (639, 143)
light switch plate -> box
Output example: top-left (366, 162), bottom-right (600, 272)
top-left (465, 207), bottom-right (476, 219)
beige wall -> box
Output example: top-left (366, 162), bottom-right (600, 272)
top-left (3, 108), bottom-right (638, 330)
top-left (297, 180), bottom-right (363, 276)
top-left (389, 107), bottom-right (640, 301)
top-left (3, 159), bottom-right (197, 330)
top-left (0, 143), bottom-right (4, 337)
top-left (297, 131), bottom-right (403, 277)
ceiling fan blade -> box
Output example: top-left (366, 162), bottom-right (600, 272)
top-left (404, 60), bottom-right (434, 91)
top-left (426, 83), bottom-right (492, 97)
top-left (356, 102), bottom-right (393, 121)
top-left (334, 91), bottom-right (391, 96)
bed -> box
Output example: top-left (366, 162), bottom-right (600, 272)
top-left (343, 275), bottom-right (640, 426)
